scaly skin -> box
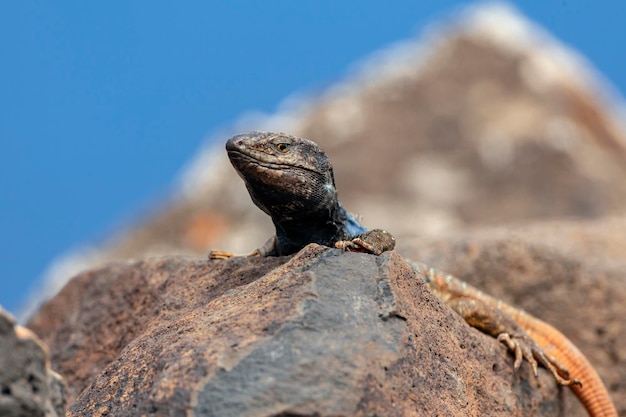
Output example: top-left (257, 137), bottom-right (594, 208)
top-left (414, 263), bottom-right (617, 417)
top-left (213, 131), bottom-right (617, 416)
top-left (509, 310), bottom-right (617, 417)
top-left (215, 131), bottom-right (394, 257)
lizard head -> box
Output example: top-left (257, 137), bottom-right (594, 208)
top-left (225, 131), bottom-right (338, 219)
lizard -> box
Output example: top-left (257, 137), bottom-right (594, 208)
top-left (210, 131), bottom-right (617, 417)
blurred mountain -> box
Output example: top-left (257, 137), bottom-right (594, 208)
top-left (27, 3), bottom-right (626, 317)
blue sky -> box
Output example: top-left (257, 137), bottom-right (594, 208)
top-left (2, 1), bottom-right (625, 315)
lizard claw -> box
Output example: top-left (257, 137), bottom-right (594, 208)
top-left (208, 250), bottom-right (237, 260)
top-left (498, 333), bottom-right (536, 375)
top-left (335, 237), bottom-right (372, 253)
top-left (209, 248), bottom-right (266, 260)
top-left (335, 229), bottom-right (395, 256)
top-left (497, 332), bottom-right (582, 387)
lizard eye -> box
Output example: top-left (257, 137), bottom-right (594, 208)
top-left (276, 143), bottom-right (289, 152)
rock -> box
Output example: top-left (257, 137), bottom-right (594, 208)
top-left (0, 307), bottom-right (65, 417)
top-left (29, 246), bottom-right (561, 416)
top-left (25, 23), bottom-right (626, 417)
top-left (22, 5), bottom-right (625, 416)
top-left (405, 216), bottom-right (626, 416)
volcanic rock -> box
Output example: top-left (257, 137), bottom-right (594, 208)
top-left (0, 307), bottom-right (65, 417)
top-left (405, 216), bottom-right (626, 416)
top-left (29, 246), bottom-right (562, 416)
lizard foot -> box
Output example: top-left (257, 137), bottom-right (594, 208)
top-left (335, 229), bottom-right (396, 255)
top-left (209, 248), bottom-right (266, 259)
top-left (497, 332), bottom-right (582, 387)
top-left (208, 250), bottom-right (237, 260)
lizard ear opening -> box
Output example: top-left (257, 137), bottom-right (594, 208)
top-left (327, 165), bottom-right (338, 188)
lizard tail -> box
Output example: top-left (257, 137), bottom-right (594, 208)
top-left (500, 305), bottom-right (617, 417)
top-left (418, 263), bottom-right (617, 416)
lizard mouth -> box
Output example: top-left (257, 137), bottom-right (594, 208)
top-left (227, 150), bottom-right (294, 171)
top-left (227, 149), bottom-right (322, 176)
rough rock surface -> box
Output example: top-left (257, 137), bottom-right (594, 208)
top-left (23, 4), bottom-right (626, 416)
top-left (405, 217), bottom-right (626, 416)
top-left (0, 307), bottom-right (65, 417)
top-left (29, 246), bottom-right (562, 416)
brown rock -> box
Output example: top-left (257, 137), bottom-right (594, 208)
top-left (0, 307), bottom-right (65, 417)
top-left (405, 216), bottom-right (626, 416)
top-left (24, 6), bottom-right (625, 417)
top-left (28, 23), bottom-right (626, 417)
top-left (29, 247), bottom-right (562, 416)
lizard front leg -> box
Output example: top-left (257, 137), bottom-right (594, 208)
top-left (335, 229), bottom-right (396, 255)
top-left (208, 250), bottom-right (238, 260)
